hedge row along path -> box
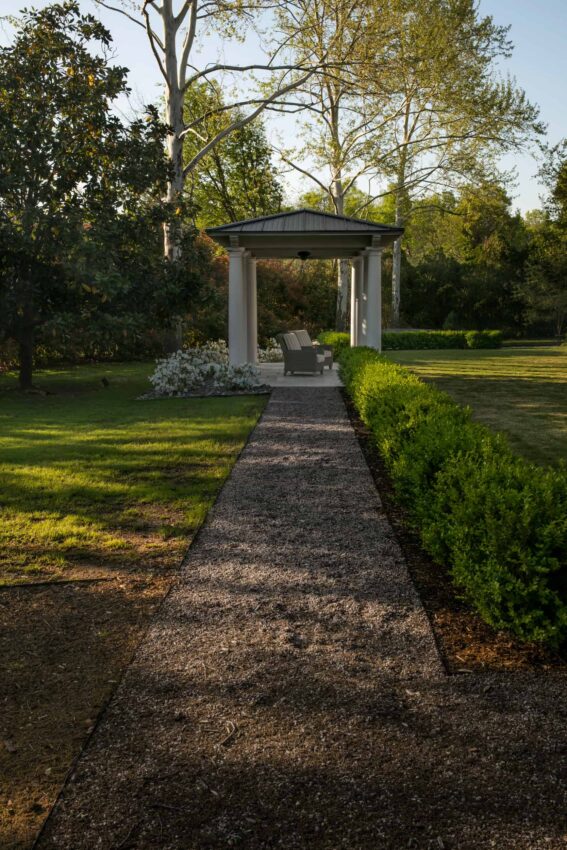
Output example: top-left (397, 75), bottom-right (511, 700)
top-left (37, 388), bottom-right (566, 850)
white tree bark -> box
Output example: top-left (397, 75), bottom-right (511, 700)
top-left (95, 0), bottom-right (325, 260)
top-left (274, 0), bottom-right (386, 331)
top-left (332, 176), bottom-right (350, 330)
top-left (164, 81), bottom-right (185, 261)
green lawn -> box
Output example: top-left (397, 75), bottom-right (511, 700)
top-left (0, 362), bottom-right (266, 585)
top-left (386, 346), bottom-right (567, 467)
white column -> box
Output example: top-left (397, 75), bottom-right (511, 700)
top-left (228, 247), bottom-right (248, 365)
top-left (241, 251), bottom-right (250, 360)
top-left (246, 257), bottom-right (258, 363)
top-left (358, 258), bottom-right (365, 344)
top-left (358, 253), bottom-right (367, 345)
top-left (366, 247), bottom-right (382, 351)
top-left (350, 259), bottom-right (358, 347)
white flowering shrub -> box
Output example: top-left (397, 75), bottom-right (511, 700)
top-left (200, 339), bottom-right (229, 362)
top-left (149, 346), bottom-right (262, 396)
top-left (258, 337), bottom-right (282, 362)
top-left (202, 337), bottom-right (281, 363)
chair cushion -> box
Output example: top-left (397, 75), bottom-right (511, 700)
top-left (283, 332), bottom-right (301, 350)
top-left (316, 354), bottom-right (325, 363)
top-left (294, 329), bottom-right (312, 347)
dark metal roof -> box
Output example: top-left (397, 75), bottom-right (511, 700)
top-left (206, 208), bottom-right (403, 236)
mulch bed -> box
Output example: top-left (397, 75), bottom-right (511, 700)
top-left (342, 389), bottom-right (567, 674)
top-left (0, 569), bottom-right (174, 850)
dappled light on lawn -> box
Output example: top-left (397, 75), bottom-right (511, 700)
top-left (387, 346), bottom-right (567, 467)
top-left (0, 361), bottom-right (265, 849)
top-left (0, 362), bottom-right (265, 585)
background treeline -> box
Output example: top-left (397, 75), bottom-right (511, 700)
top-left (184, 166), bottom-right (567, 345)
top-left (1, 2), bottom-right (566, 382)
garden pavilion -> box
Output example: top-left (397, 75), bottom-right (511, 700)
top-left (206, 209), bottom-right (403, 365)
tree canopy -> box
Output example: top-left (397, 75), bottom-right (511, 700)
top-left (0, 1), bottom-right (202, 387)
top-left (0, 0), bottom-right (563, 384)
top-left (519, 143), bottom-right (567, 338)
top-left (184, 83), bottom-right (283, 228)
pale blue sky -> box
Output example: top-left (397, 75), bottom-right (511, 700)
top-left (2, 0), bottom-right (566, 212)
top-left (480, 0), bottom-right (567, 211)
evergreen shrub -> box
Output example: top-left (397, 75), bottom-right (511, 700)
top-left (317, 331), bottom-right (351, 358)
top-left (318, 329), bottom-right (503, 353)
top-left (465, 330), bottom-right (503, 348)
top-left (384, 330), bottom-right (467, 349)
top-left (339, 346), bottom-right (567, 647)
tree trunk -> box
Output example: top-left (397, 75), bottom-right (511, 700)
top-left (164, 87), bottom-right (185, 261)
top-left (19, 331), bottom-right (34, 390)
top-left (333, 178), bottom-right (349, 330)
top-left (163, 9), bottom-right (185, 263)
top-left (391, 192), bottom-right (405, 328)
top-left (391, 236), bottom-right (402, 328)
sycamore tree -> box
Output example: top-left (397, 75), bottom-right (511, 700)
top-left (93, 0), bottom-right (333, 260)
top-left (274, 0), bottom-right (392, 328)
top-left (183, 82), bottom-right (283, 227)
top-left (0, 2), bottom-right (172, 388)
top-left (279, 0), bottom-right (542, 328)
top-left (361, 0), bottom-right (542, 325)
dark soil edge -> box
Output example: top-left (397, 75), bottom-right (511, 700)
top-left (341, 388), bottom-right (566, 674)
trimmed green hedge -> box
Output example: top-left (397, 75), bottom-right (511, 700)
top-left (465, 330), bottom-right (504, 349)
top-left (339, 347), bottom-right (567, 647)
top-left (317, 331), bottom-right (351, 359)
top-left (318, 329), bottom-right (503, 353)
top-left (384, 330), bottom-right (468, 350)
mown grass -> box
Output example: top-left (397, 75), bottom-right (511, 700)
top-left (0, 362), bottom-right (266, 584)
top-left (386, 346), bottom-right (567, 467)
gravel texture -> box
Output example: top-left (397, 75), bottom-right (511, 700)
top-left (36, 388), bottom-right (567, 850)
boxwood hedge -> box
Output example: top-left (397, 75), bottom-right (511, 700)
top-left (339, 347), bottom-right (567, 648)
top-left (317, 331), bottom-right (352, 359)
top-left (318, 329), bottom-right (503, 355)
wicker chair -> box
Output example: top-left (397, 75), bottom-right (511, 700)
top-left (293, 329), bottom-right (333, 370)
top-left (277, 332), bottom-right (326, 375)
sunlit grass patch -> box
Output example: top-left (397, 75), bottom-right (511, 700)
top-left (386, 346), bottom-right (567, 466)
top-left (0, 362), bottom-right (266, 584)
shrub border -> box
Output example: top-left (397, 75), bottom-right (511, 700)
top-left (318, 329), bottom-right (503, 357)
top-left (338, 347), bottom-right (567, 648)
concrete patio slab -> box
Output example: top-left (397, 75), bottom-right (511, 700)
top-left (258, 361), bottom-right (342, 387)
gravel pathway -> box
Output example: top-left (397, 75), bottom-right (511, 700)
top-left (37, 388), bottom-right (566, 850)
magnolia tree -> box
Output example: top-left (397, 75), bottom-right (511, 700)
top-left (0, 2), bottom-right (171, 389)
